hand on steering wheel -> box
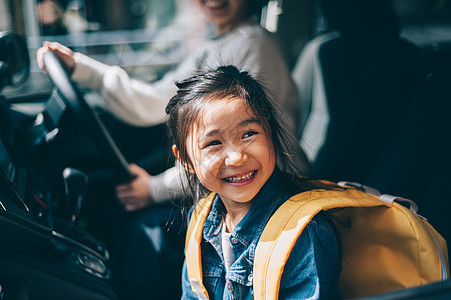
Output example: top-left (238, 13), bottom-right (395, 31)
top-left (42, 50), bottom-right (134, 184)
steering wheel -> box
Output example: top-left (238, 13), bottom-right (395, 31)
top-left (42, 51), bottom-right (134, 184)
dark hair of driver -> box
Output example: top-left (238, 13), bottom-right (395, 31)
top-left (165, 65), bottom-right (308, 208)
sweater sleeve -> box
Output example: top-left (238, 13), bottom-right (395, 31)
top-left (149, 165), bottom-right (184, 203)
top-left (71, 52), bottom-right (195, 127)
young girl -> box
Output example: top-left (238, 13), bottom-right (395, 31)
top-left (166, 65), bottom-right (341, 299)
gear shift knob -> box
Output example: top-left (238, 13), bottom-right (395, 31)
top-left (63, 167), bottom-right (88, 233)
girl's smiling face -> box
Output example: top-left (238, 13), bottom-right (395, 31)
top-left (185, 96), bottom-right (276, 206)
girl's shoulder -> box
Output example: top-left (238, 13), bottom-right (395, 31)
top-left (281, 173), bottom-right (341, 195)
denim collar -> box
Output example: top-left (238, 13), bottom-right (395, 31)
top-left (202, 170), bottom-right (293, 285)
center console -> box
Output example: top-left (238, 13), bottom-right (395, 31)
top-left (0, 136), bottom-right (117, 299)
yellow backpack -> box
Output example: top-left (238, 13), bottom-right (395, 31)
top-left (185, 182), bottom-right (449, 299)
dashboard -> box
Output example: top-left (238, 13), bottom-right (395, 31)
top-left (0, 129), bottom-right (52, 234)
top-left (0, 101), bottom-right (116, 299)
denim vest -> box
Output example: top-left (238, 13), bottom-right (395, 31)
top-left (181, 172), bottom-right (342, 299)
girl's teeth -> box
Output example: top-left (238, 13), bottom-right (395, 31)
top-left (225, 171), bottom-right (255, 183)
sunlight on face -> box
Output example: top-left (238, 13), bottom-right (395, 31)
top-left (186, 96), bottom-right (276, 206)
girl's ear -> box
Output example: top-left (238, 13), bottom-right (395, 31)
top-left (172, 145), bottom-right (196, 174)
top-left (172, 145), bottom-right (180, 160)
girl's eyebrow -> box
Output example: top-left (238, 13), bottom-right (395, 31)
top-left (202, 129), bottom-right (221, 138)
top-left (240, 118), bottom-right (260, 126)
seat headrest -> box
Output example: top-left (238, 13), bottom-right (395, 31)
top-left (319, 0), bottom-right (400, 39)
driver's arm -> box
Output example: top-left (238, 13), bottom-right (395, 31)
top-left (37, 41), bottom-right (197, 127)
top-left (116, 164), bottom-right (183, 212)
top-left (148, 165), bottom-right (184, 203)
top-left (71, 52), bottom-right (176, 126)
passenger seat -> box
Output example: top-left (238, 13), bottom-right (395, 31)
top-left (292, 0), bottom-right (424, 184)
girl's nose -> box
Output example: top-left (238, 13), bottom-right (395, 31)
top-left (224, 151), bottom-right (248, 166)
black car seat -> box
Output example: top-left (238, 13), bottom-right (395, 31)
top-left (292, 0), bottom-right (424, 183)
top-left (367, 58), bottom-right (451, 251)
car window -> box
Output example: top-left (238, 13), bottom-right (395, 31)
top-left (1, 0), bottom-right (208, 100)
top-left (393, 0), bottom-right (451, 46)
top-left (3, 0), bottom-right (450, 100)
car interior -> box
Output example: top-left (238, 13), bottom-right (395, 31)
top-left (293, 0), bottom-right (451, 257)
top-left (1, 0), bottom-right (451, 299)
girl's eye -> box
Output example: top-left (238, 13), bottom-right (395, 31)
top-left (205, 140), bottom-right (221, 147)
top-left (243, 131), bottom-right (258, 139)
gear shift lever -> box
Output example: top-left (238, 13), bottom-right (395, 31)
top-left (63, 167), bottom-right (88, 233)
top-left (59, 167), bottom-right (109, 260)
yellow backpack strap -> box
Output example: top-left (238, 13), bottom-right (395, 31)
top-left (185, 192), bottom-right (216, 300)
top-left (253, 188), bottom-right (384, 300)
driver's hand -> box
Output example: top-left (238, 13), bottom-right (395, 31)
top-left (116, 164), bottom-right (154, 212)
top-left (37, 41), bottom-right (76, 75)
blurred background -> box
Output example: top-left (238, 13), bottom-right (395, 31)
top-left (1, 0), bottom-right (450, 101)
